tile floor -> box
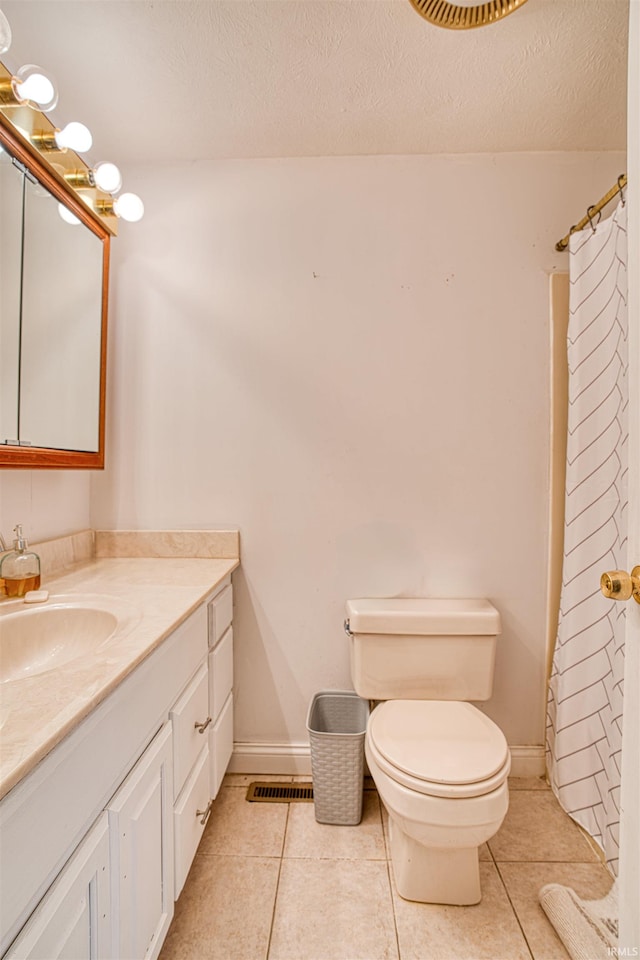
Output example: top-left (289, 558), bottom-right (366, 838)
top-left (159, 775), bottom-right (613, 960)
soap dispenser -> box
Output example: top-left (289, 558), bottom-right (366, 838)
top-left (0, 525), bottom-right (41, 598)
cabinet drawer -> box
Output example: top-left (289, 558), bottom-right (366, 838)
top-left (173, 747), bottom-right (211, 898)
top-left (170, 663), bottom-right (210, 801)
top-left (209, 693), bottom-right (233, 800)
top-left (209, 626), bottom-right (233, 722)
top-left (208, 585), bottom-right (233, 647)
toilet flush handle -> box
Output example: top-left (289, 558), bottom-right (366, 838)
top-left (344, 619), bottom-right (353, 637)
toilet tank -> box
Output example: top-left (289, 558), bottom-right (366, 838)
top-left (345, 598), bottom-right (501, 701)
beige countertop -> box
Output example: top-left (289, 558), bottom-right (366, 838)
top-left (0, 555), bottom-right (239, 801)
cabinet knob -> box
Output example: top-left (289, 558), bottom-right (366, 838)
top-left (194, 716), bottom-right (212, 734)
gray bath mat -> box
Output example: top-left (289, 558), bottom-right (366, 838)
top-left (539, 882), bottom-right (618, 959)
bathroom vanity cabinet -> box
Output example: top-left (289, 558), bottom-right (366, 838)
top-left (0, 576), bottom-right (234, 960)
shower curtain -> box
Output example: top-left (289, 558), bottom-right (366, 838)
top-left (546, 200), bottom-right (628, 875)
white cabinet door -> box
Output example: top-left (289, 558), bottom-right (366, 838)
top-left (4, 813), bottom-right (111, 960)
top-left (108, 723), bottom-right (174, 960)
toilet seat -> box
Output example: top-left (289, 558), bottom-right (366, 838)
top-left (367, 700), bottom-right (511, 800)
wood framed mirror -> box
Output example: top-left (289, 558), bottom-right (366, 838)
top-left (0, 114), bottom-right (110, 469)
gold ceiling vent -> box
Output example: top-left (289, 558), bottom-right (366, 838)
top-left (408, 0), bottom-right (528, 29)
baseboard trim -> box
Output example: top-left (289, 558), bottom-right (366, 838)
top-left (229, 741), bottom-right (547, 779)
top-left (228, 742), bottom-right (312, 776)
top-left (508, 745), bottom-right (546, 778)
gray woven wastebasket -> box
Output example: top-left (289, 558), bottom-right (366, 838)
top-left (306, 690), bottom-right (369, 825)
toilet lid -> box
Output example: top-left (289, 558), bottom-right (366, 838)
top-left (369, 700), bottom-right (509, 785)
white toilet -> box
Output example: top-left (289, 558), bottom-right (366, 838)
top-left (345, 597), bottom-right (510, 906)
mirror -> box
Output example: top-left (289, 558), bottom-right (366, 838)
top-left (0, 141), bottom-right (21, 445)
top-left (0, 116), bottom-right (109, 468)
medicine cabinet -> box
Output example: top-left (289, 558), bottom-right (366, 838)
top-left (0, 115), bottom-right (109, 468)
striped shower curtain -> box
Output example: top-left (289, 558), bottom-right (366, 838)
top-left (546, 200), bottom-right (628, 875)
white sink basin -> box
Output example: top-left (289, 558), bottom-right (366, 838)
top-left (0, 595), bottom-right (138, 683)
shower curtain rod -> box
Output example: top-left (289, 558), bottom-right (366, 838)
top-left (555, 174), bottom-right (627, 251)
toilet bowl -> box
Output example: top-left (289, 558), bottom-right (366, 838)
top-left (345, 597), bottom-right (510, 905)
top-left (365, 699), bottom-right (510, 904)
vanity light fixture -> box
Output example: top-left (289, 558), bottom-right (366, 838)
top-left (96, 192), bottom-right (144, 223)
top-left (0, 8), bottom-right (143, 227)
top-left (64, 160), bottom-right (122, 194)
top-left (0, 9), bottom-right (11, 54)
top-left (32, 121), bottom-right (93, 154)
top-left (0, 64), bottom-right (58, 112)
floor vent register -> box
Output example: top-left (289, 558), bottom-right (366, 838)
top-left (246, 781), bottom-right (314, 803)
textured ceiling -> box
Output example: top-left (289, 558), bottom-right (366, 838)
top-left (0, 0), bottom-right (628, 163)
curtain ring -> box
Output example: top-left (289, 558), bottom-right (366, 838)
top-left (618, 174), bottom-right (626, 206)
top-left (586, 205), bottom-right (601, 233)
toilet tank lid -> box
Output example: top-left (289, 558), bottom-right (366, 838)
top-left (345, 598), bottom-right (501, 636)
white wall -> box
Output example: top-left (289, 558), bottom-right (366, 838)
top-left (0, 471), bottom-right (91, 545)
top-left (88, 151), bottom-right (624, 753)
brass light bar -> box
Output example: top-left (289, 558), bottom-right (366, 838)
top-left (555, 175), bottom-right (627, 252)
top-left (30, 129), bottom-right (59, 150)
top-left (95, 199), bottom-right (115, 216)
top-left (64, 169), bottom-right (95, 188)
top-left (0, 76), bottom-right (16, 104)
top-left (0, 64), bottom-right (117, 234)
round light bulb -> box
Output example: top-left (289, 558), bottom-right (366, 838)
top-left (113, 192), bottom-right (144, 223)
top-left (0, 10), bottom-right (12, 54)
top-left (13, 65), bottom-right (58, 112)
top-left (54, 121), bottom-right (93, 153)
top-left (58, 203), bottom-right (81, 226)
top-left (93, 161), bottom-right (122, 194)
top-left (17, 74), bottom-right (54, 104)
